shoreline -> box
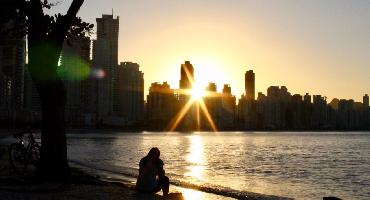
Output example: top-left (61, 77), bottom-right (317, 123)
top-left (0, 147), bottom-right (292, 200)
top-left (0, 159), bottom-right (291, 200)
top-left (69, 160), bottom-right (292, 200)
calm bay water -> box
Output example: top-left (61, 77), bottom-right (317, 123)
top-left (67, 132), bottom-right (370, 200)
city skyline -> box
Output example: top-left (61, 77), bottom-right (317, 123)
top-left (2, 2), bottom-right (369, 130)
top-left (50, 0), bottom-right (370, 102)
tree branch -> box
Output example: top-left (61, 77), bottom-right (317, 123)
top-left (49, 0), bottom-right (84, 43)
top-left (65, 0), bottom-right (84, 21)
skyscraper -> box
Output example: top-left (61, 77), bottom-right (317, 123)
top-left (222, 84), bottom-right (231, 94)
top-left (364, 94), bottom-right (369, 107)
top-left (60, 36), bottom-right (91, 126)
top-left (206, 82), bottom-right (217, 92)
top-left (0, 9), bottom-right (26, 121)
top-left (304, 93), bottom-right (312, 103)
top-left (178, 61), bottom-right (196, 130)
top-left (179, 61), bottom-right (194, 89)
top-left (220, 84), bottom-right (236, 129)
top-left (113, 62), bottom-right (144, 122)
top-left (146, 82), bottom-right (178, 129)
top-left (92, 14), bottom-right (119, 119)
top-left (245, 70), bottom-right (255, 100)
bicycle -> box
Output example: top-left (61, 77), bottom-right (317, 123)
top-left (9, 129), bottom-right (41, 174)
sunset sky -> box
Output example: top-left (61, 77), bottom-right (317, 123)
top-left (55, 0), bottom-right (370, 102)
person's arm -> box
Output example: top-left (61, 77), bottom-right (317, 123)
top-left (158, 159), bottom-right (165, 178)
top-left (139, 158), bottom-right (146, 175)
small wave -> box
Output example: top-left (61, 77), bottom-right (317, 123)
top-left (69, 159), bottom-right (292, 200)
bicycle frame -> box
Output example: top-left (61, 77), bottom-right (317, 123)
top-left (15, 131), bottom-right (40, 165)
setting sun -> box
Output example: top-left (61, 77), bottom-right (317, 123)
top-left (190, 84), bottom-right (205, 101)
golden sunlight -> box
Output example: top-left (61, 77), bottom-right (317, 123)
top-left (165, 60), bottom-right (219, 132)
top-left (185, 136), bottom-right (205, 179)
top-left (190, 83), bottom-right (206, 101)
top-left (179, 187), bottom-right (205, 200)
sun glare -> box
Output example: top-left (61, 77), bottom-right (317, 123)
top-left (190, 83), bottom-right (205, 101)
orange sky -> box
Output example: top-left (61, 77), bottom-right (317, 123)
top-left (54, 0), bottom-right (370, 102)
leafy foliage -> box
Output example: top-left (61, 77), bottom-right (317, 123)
top-left (1, 0), bottom-right (93, 40)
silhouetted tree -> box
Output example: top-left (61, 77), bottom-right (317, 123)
top-left (2, 0), bottom-right (93, 181)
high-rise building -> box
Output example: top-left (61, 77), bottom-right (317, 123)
top-left (0, 39), bottom-right (25, 110)
top-left (363, 94), bottom-right (369, 107)
top-left (304, 93), bottom-right (311, 104)
top-left (206, 82), bottom-right (217, 92)
top-left (92, 14), bottom-right (119, 119)
top-left (222, 84), bottom-right (231, 94)
top-left (179, 61), bottom-right (194, 89)
top-left (245, 70), bottom-right (255, 100)
top-left (312, 95), bottom-right (327, 128)
top-left (0, 9), bottom-right (26, 121)
top-left (220, 84), bottom-right (236, 129)
top-left (60, 36), bottom-right (91, 126)
top-left (0, 74), bottom-right (11, 120)
top-left (113, 62), bottom-right (144, 122)
top-left (146, 82), bottom-right (178, 129)
top-left (178, 61), bottom-right (196, 130)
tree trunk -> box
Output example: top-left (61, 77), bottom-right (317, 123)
top-left (28, 40), bottom-right (70, 181)
top-left (36, 80), bottom-right (70, 181)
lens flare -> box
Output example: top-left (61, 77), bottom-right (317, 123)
top-left (91, 68), bottom-right (106, 79)
top-left (59, 55), bottom-right (90, 81)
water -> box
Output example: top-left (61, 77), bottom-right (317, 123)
top-left (67, 131), bottom-right (370, 200)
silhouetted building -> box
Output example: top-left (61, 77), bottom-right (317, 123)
top-left (265, 86), bottom-right (292, 129)
top-left (202, 83), bottom-right (236, 130)
top-left (92, 14), bottom-right (119, 120)
top-left (291, 94), bottom-right (303, 129)
top-left (245, 70), bottom-right (255, 100)
top-left (0, 74), bottom-right (11, 121)
top-left (237, 70), bottom-right (257, 130)
top-left (364, 94), bottom-right (369, 107)
top-left (219, 84), bottom-right (236, 129)
top-left (146, 82), bottom-right (179, 129)
top-left (311, 95), bottom-right (327, 128)
top-left (203, 82), bottom-right (221, 130)
top-left (178, 61), bottom-right (196, 130)
top-left (113, 62), bottom-right (144, 123)
top-left (0, 18), bottom-right (26, 122)
top-left (362, 94), bottom-right (370, 129)
top-left (338, 99), bottom-right (357, 129)
top-left (60, 37), bottom-right (91, 126)
top-left (179, 61), bottom-right (194, 89)
top-left (304, 93), bottom-right (311, 103)
top-left (206, 82), bottom-right (217, 92)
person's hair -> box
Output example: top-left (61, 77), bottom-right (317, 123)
top-left (147, 147), bottom-right (160, 159)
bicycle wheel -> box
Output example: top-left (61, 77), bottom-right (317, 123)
top-left (9, 143), bottom-right (27, 174)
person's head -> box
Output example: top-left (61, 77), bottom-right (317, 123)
top-left (147, 147), bottom-right (160, 160)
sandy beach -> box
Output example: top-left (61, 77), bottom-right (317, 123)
top-left (0, 138), bottom-right (291, 200)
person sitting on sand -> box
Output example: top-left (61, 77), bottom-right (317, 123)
top-left (136, 147), bottom-right (169, 195)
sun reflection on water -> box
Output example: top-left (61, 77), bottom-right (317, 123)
top-left (185, 135), bottom-right (205, 180)
top-left (180, 187), bottom-right (205, 200)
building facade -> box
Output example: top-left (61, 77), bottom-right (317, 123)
top-left (245, 70), bottom-right (255, 101)
top-left (0, 11), bottom-right (26, 123)
top-left (113, 62), bottom-right (144, 123)
top-left (146, 82), bottom-right (179, 129)
top-left (60, 37), bottom-right (91, 126)
top-left (92, 14), bottom-right (119, 119)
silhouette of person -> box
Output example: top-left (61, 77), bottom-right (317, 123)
top-left (135, 147), bottom-right (169, 195)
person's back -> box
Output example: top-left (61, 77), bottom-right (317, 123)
top-left (136, 147), bottom-right (169, 195)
